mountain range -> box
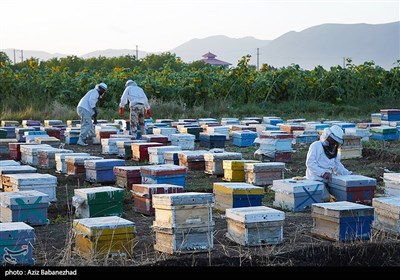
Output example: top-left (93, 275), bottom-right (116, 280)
top-left (2, 21), bottom-right (399, 70)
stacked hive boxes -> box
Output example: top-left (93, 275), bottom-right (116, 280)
top-left (0, 190), bottom-right (49, 225)
top-left (152, 192), bottom-right (214, 254)
top-left (131, 183), bottom-right (184, 215)
top-left (244, 162), bottom-right (285, 187)
top-left (206, 126), bottom-right (230, 140)
top-left (140, 164), bottom-right (187, 187)
top-left (311, 201), bottom-right (374, 241)
top-left (2, 173), bottom-right (57, 202)
top-left (0, 165), bottom-right (37, 191)
top-left (372, 197), bottom-right (400, 235)
top-left (213, 182), bottom-right (264, 211)
top-left (15, 127), bottom-right (35, 142)
top-left (338, 135), bottom-right (362, 159)
top-left (225, 206), bottom-right (285, 246)
top-left (203, 152), bottom-right (242, 176)
top-left (383, 173), bottom-right (400, 196)
top-left (116, 139), bottom-right (141, 159)
top-left (84, 159), bottom-right (125, 183)
top-left (0, 222), bottom-right (36, 265)
top-left (222, 159), bottom-right (259, 182)
top-left (271, 179), bottom-right (324, 212)
top-left (327, 175), bottom-right (376, 204)
top-left (73, 186), bottom-right (124, 218)
top-left (73, 216), bottom-right (135, 259)
top-left (254, 133), bottom-right (293, 162)
top-left (177, 127), bottom-right (203, 141)
top-left (64, 127), bottom-right (80, 144)
top-left (113, 166), bottom-right (142, 190)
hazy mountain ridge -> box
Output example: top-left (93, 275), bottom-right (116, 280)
top-left (2, 22), bottom-right (398, 70)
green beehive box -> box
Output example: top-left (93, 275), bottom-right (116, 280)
top-left (73, 186), bottom-right (124, 218)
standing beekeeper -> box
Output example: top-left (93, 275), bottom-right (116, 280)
top-left (119, 79), bottom-right (151, 139)
top-left (76, 82), bottom-right (107, 146)
top-left (305, 124), bottom-right (353, 201)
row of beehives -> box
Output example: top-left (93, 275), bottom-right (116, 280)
top-left (3, 187), bottom-right (400, 265)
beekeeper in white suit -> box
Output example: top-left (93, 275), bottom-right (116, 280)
top-left (305, 124), bottom-right (353, 201)
top-left (76, 82), bottom-right (107, 146)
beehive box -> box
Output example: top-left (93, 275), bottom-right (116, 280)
top-left (232, 130), bottom-right (258, 147)
top-left (131, 183), bottom-right (184, 215)
top-left (372, 197), bottom-right (400, 235)
top-left (327, 175), bottom-right (376, 204)
top-left (8, 142), bottom-right (37, 161)
top-left (37, 148), bottom-right (73, 169)
top-left (152, 192), bottom-right (214, 254)
top-left (147, 145), bottom-right (182, 165)
top-left (213, 182), bottom-right (264, 211)
top-left (113, 166), bottom-right (142, 190)
top-left (131, 142), bottom-right (164, 162)
top-left (178, 127), bottom-right (203, 141)
top-left (178, 150), bottom-right (210, 171)
top-left (271, 179), bottom-right (324, 212)
top-left (73, 216), bottom-right (135, 259)
top-left (152, 127), bottom-right (177, 140)
top-left (3, 173), bottom-right (57, 202)
top-left (20, 144), bottom-right (52, 165)
top-left (370, 126), bottom-right (398, 141)
top-left (163, 150), bottom-right (180, 165)
top-left (199, 132), bottom-right (226, 148)
top-left (84, 159), bottom-right (125, 183)
top-left (142, 134), bottom-right (169, 145)
top-left (383, 173), bottom-right (400, 197)
top-left (0, 165), bottom-right (37, 191)
top-left (65, 155), bottom-right (103, 175)
top-left (170, 133), bottom-right (196, 150)
top-left (222, 160), bottom-right (259, 182)
top-left (0, 159), bottom-right (20, 166)
top-left (311, 201), bottom-right (374, 241)
top-left (244, 162), bottom-right (285, 186)
top-left (225, 206), bottom-right (285, 246)
top-left (101, 137), bottom-right (132, 155)
top-left (73, 186), bottom-right (124, 218)
top-left (0, 190), bottom-right (49, 225)
top-left (0, 222), bottom-right (36, 265)
top-left (140, 164), bottom-right (187, 187)
top-left (152, 192), bottom-right (214, 229)
top-left (54, 152), bottom-right (90, 174)
top-left (203, 152), bottom-right (242, 176)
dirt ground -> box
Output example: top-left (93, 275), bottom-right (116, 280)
top-left (2, 138), bottom-right (400, 268)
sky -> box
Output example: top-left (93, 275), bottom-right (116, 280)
top-left (0, 0), bottom-right (398, 56)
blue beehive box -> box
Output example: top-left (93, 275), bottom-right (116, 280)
top-left (232, 130), bottom-right (257, 147)
top-left (199, 132), bottom-right (226, 148)
top-left (328, 175), bottom-right (376, 204)
top-left (0, 190), bottom-right (49, 225)
top-left (140, 164), bottom-right (187, 188)
top-left (0, 222), bottom-right (36, 265)
top-left (311, 201), bottom-right (374, 241)
top-left (141, 173), bottom-right (186, 187)
top-left (271, 179), bottom-right (324, 212)
top-left (370, 126), bottom-right (399, 141)
top-left (84, 159), bottom-right (125, 183)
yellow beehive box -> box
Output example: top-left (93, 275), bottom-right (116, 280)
top-left (73, 216), bottom-right (135, 259)
top-left (222, 160), bottom-right (259, 182)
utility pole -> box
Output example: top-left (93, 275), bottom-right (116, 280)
top-left (21, 50), bottom-right (23, 62)
top-left (13, 49), bottom-right (16, 64)
top-left (256, 48), bottom-right (260, 71)
top-left (136, 45), bottom-right (139, 60)
top-left (343, 57), bottom-right (346, 68)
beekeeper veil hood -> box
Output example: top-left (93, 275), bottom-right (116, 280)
top-left (125, 80), bottom-right (137, 87)
top-left (320, 125), bottom-right (344, 145)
